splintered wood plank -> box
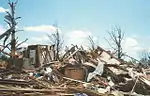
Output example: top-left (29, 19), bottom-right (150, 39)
top-left (0, 88), bottom-right (66, 93)
top-left (68, 87), bottom-right (105, 96)
top-left (56, 93), bottom-right (74, 96)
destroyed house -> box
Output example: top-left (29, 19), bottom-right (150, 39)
top-left (11, 45), bottom-right (56, 69)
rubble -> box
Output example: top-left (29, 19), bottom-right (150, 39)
top-left (0, 44), bottom-right (150, 95)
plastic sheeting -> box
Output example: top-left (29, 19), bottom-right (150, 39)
top-left (87, 60), bottom-right (104, 82)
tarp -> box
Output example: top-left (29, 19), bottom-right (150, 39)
top-left (87, 60), bottom-right (104, 82)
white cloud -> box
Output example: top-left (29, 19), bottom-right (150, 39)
top-left (19, 42), bottom-right (29, 47)
top-left (148, 49), bottom-right (150, 53)
top-left (0, 25), bottom-right (5, 34)
top-left (0, 7), bottom-right (8, 13)
top-left (67, 30), bottom-right (91, 38)
top-left (123, 37), bottom-right (139, 48)
top-left (16, 40), bottom-right (29, 48)
top-left (65, 30), bottom-right (97, 49)
top-left (31, 35), bottom-right (49, 42)
top-left (139, 48), bottom-right (150, 55)
top-left (24, 25), bottom-right (60, 34)
top-left (122, 37), bottom-right (142, 59)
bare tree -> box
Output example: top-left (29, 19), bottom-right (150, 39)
top-left (0, 0), bottom-right (27, 58)
top-left (139, 51), bottom-right (150, 68)
top-left (88, 36), bottom-right (96, 50)
top-left (106, 26), bottom-right (124, 59)
top-left (0, 0), bottom-right (19, 58)
top-left (47, 24), bottom-right (63, 60)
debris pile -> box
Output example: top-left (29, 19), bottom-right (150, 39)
top-left (0, 45), bottom-right (150, 96)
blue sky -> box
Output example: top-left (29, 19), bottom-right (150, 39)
top-left (0, 0), bottom-right (150, 59)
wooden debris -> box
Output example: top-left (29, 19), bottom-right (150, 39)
top-left (0, 45), bottom-right (150, 95)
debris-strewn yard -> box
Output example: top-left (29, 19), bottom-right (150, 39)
top-left (0, 1), bottom-right (150, 96)
top-left (0, 45), bottom-right (150, 96)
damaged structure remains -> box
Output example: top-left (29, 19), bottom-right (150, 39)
top-left (1, 0), bottom-right (150, 96)
top-left (0, 44), bottom-right (150, 96)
